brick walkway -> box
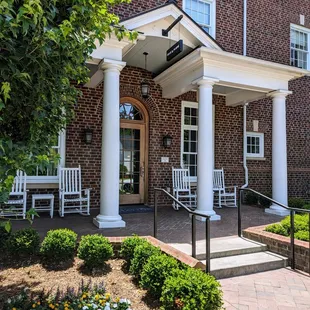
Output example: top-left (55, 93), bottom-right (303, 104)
top-left (220, 268), bottom-right (310, 310)
top-left (13, 204), bottom-right (281, 242)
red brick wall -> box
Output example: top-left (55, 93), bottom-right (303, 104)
top-left (64, 0), bottom-right (310, 209)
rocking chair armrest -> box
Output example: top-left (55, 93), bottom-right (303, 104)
top-left (82, 188), bottom-right (92, 193)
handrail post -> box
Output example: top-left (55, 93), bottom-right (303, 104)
top-left (154, 190), bottom-right (158, 238)
top-left (290, 210), bottom-right (295, 270)
top-left (238, 189), bottom-right (242, 237)
top-left (192, 214), bottom-right (196, 258)
top-left (205, 217), bottom-right (211, 273)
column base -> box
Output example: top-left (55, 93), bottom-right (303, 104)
top-left (265, 205), bottom-right (290, 217)
top-left (93, 214), bottom-right (126, 228)
top-left (190, 211), bottom-right (221, 222)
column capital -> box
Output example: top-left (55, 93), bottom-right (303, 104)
top-left (100, 58), bottom-right (126, 73)
top-left (267, 89), bottom-right (292, 99)
top-left (192, 76), bottom-right (219, 88)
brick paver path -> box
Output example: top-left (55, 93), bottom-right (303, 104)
top-left (220, 268), bottom-right (310, 310)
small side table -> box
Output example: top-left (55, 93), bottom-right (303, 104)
top-left (32, 194), bottom-right (54, 219)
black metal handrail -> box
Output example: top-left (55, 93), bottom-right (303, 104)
top-left (154, 188), bottom-right (211, 273)
top-left (239, 188), bottom-right (310, 274)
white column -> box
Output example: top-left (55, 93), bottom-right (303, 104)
top-left (265, 90), bottom-right (292, 216)
top-left (195, 77), bottom-right (220, 221)
top-left (93, 59), bottom-right (126, 228)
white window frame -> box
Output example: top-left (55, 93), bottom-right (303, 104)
top-left (290, 24), bottom-right (310, 70)
top-left (27, 130), bottom-right (66, 184)
top-left (246, 132), bottom-right (264, 159)
top-left (183, 0), bottom-right (216, 38)
top-left (181, 101), bottom-right (215, 182)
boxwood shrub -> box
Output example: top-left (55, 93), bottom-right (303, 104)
top-left (140, 253), bottom-right (179, 297)
top-left (288, 197), bottom-right (305, 209)
top-left (6, 227), bottom-right (40, 256)
top-left (40, 228), bottom-right (77, 260)
top-left (129, 242), bottom-right (161, 278)
top-left (0, 225), bottom-right (11, 249)
top-left (160, 267), bottom-right (223, 310)
top-left (120, 235), bottom-right (148, 264)
top-left (77, 234), bottom-right (113, 268)
top-left (265, 214), bottom-right (309, 242)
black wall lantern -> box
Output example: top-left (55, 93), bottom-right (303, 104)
top-left (84, 128), bottom-right (93, 144)
top-left (163, 134), bottom-right (173, 148)
top-left (140, 52), bottom-right (150, 98)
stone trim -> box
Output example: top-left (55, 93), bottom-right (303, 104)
top-left (243, 225), bottom-right (309, 273)
top-left (107, 236), bottom-right (205, 270)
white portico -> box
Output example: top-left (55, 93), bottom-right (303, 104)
top-left (87, 1), bottom-right (308, 228)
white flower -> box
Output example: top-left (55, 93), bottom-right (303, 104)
top-left (113, 303), bottom-right (117, 308)
top-left (7, 298), bottom-right (11, 304)
top-left (83, 306), bottom-right (89, 310)
top-left (92, 304), bottom-right (98, 309)
top-left (104, 305), bottom-right (111, 310)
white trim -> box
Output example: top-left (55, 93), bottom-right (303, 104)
top-left (182, 0), bottom-right (216, 39)
top-left (181, 101), bottom-right (215, 182)
top-left (246, 131), bottom-right (264, 158)
top-left (121, 3), bottom-right (221, 50)
top-left (27, 130), bottom-right (66, 184)
top-left (290, 24), bottom-right (310, 70)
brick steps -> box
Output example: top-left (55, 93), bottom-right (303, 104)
top-left (168, 236), bottom-right (288, 279)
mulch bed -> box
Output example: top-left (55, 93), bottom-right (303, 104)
top-left (0, 256), bottom-right (160, 310)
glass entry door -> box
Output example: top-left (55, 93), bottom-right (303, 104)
top-left (119, 122), bottom-right (145, 204)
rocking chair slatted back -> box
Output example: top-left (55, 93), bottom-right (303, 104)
top-left (172, 167), bottom-right (191, 193)
top-left (11, 170), bottom-right (27, 195)
top-left (60, 166), bottom-right (82, 195)
top-left (213, 168), bottom-right (225, 190)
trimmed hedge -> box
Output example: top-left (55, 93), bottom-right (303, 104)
top-left (140, 253), bottom-right (179, 297)
top-left (265, 214), bottom-right (309, 241)
top-left (120, 235), bottom-right (148, 265)
top-left (6, 227), bottom-right (40, 256)
top-left (77, 234), bottom-right (113, 268)
top-left (40, 228), bottom-right (77, 260)
top-left (129, 242), bottom-right (161, 277)
top-left (160, 267), bottom-right (223, 310)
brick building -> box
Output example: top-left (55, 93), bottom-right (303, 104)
top-left (28, 0), bottom-right (310, 228)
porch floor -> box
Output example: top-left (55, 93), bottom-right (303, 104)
top-left (12, 205), bottom-right (281, 242)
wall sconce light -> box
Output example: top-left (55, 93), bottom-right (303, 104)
top-left (84, 128), bottom-right (93, 144)
top-left (163, 134), bottom-right (173, 148)
top-left (140, 52), bottom-right (150, 99)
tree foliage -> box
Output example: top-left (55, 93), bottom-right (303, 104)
top-left (0, 0), bottom-right (135, 203)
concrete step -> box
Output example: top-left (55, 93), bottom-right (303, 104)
top-left (169, 236), bottom-right (267, 260)
top-left (205, 251), bottom-right (288, 279)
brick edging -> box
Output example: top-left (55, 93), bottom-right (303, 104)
top-left (243, 225), bottom-right (309, 273)
top-left (107, 236), bottom-right (205, 270)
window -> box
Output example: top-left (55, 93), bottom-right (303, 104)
top-left (290, 25), bottom-right (310, 70)
top-left (181, 101), bottom-right (214, 181)
top-left (27, 130), bottom-right (66, 184)
top-left (183, 0), bottom-right (216, 38)
top-left (246, 132), bottom-right (264, 158)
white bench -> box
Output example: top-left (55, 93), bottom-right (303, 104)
top-left (32, 194), bottom-right (54, 219)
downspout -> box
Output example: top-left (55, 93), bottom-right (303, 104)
top-left (243, 0), bottom-right (247, 56)
top-left (242, 103), bottom-right (249, 189)
top-left (241, 0), bottom-right (248, 189)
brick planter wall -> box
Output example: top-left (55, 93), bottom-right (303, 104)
top-left (243, 225), bottom-right (310, 274)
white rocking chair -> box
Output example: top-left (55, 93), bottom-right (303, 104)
top-left (1, 170), bottom-right (27, 219)
top-left (59, 165), bottom-right (91, 217)
top-left (213, 168), bottom-right (237, 208)
top-left (172, 167), bottom-right (196, 210)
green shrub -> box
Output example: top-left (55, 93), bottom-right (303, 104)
top-left (6, 228), bottom-right (40, 256)
top-left (301, 204), bottom-right (310, 210)
top-left (243, 191), bottom-right (258, 205)
top-left (0, 225), bottom-right (11, 249)
top-left (294, 230), bottom-right (309, 242)
top-left (40, 228), bottom-right (77, 260)
top-left (259, 193), bottom-right (272, 207)
top-left (120, 235), bottom-right (148, 263)
top-left (129, 242), bottom-right (161, 277)
top-left (77, 234), bottom-right (113, 268)
top-left (265, 223), bottom-right (289, 236)
top-left (280, 214), bottom-right (309, 233)
top-left (140, 254), bottom-right (179, 297)
top-left (160, 267), bottom-right (223, 310)
top-left (288, 197), bottom-right (305, 209)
